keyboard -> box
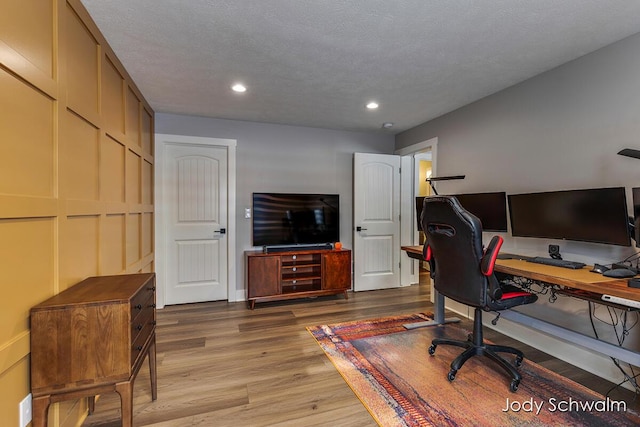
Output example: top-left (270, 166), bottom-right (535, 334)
top-left (526, 256), bottom-right (586, 270)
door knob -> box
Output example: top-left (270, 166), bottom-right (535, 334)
top-left (356, 226), bottom-right (367, 232)
top-left (214, 228), bottom-right (226, 234)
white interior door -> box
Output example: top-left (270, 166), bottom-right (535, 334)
top-left (353, 153), bottom-right (401, 291)
top-left (164, 143), bottom-right (228, 305)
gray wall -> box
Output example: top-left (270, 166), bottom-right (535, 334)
top-left (397, 31), bottom-right (640, 265)
top-left (396, 33), bottom-right (640, 370)
top-left (155, 113), bottom-right (395, 298)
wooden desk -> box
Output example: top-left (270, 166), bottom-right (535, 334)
top-left (402, 245), bottom-right (640, 364)
top-left (494, 258), bottom-right (639, 301)
top-left (402, 245), bottom-right (639, 301)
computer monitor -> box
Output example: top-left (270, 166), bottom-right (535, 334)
top-left (631, 187), bottom-right (640, 247)
top-left (415, 191), bottom-right (508, 232)
top-left (453, 192), bottom-right (508, 232)
top-left (508, 187), bottom-right (631, 246)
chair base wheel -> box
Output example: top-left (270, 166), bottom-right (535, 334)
top-left (428, 344), bottom-right (436, 355)
top-left (510, 379), bottom-right (520, 392)
top-left (447, 370), bottom-right (457, 382)
top-left (515, 355), bottom-right (523, 367)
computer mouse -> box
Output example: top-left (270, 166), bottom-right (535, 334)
top-left (603, 268), bottom-right (637, 278)
top-left (590, 263), bottom-right (610, 274)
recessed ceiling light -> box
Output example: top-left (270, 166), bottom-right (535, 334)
top-left (382, 122), bottom-right (394, 129)
top-left (366, 101), bottom-right (379, 110)
top-left (231, 83), bottom-right (247, 93)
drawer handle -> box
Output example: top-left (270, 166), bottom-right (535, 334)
top-left (134, 304), bottom-right (142, 310)
top-left (136, 324), bottom-right (143, 331)
top-left (292, 280), bottom-right (297, 284)
top-left (292, 267), bottom-right (297, 272)
top-left (152, 320), bottom-right (157, 326)
top-left (136, 345), bottom-right (143, 351)
top-left (148, 286), bottom-right (156, 291)
top-left (149, 303), bottom-right (157, 308)
top-left (292, 255), bottom-right (296, 260)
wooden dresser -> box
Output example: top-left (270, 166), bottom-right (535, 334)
top-left (30, 273), bottom-right (158, 427)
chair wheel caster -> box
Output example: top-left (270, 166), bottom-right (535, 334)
top-left (515, 355), bottom-right (523, 367)
top-left (510, 379), bottom-right (520, 392)
top-left (428, 345), bottom-right (436, 355)
top-left (447, 370), bottom-right (457, 382)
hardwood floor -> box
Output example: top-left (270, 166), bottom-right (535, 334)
top-left (83, 273), bottom-right (639, 426)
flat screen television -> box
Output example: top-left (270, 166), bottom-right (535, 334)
top-left (252, 193), bottom-right (339, 247)
top-left (415, 191), bottom-right (508, 232)
top-left (508, 187), bottom-right (631, 246)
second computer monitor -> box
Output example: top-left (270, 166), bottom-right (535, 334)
top-left (416, 191), bottom-right (508, 232)
top-left (508, 187), bottom-right (631, 246)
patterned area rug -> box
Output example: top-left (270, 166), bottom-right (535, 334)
top-left (307, 313), bottom-right (640, 427)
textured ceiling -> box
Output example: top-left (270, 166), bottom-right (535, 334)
top-left (80, 0), bottom-right (640, 134)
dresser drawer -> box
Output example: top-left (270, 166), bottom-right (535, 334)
top-left (131, 317), bottom-right (155, 366)
top-left (281, 253), bottom-right (320, 265)
top-left (131, 300), bottom-right (155, 344)
top-left (131, 281), bottom-right (156, 312)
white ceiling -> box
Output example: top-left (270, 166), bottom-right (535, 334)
top-left (80, 0), bottom-right (640, 134)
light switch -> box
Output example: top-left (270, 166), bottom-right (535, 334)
top-left (245, 208), bottom-right (251, 219)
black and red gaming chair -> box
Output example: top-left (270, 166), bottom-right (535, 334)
top-left (421, 195), bottom-right (538, 392)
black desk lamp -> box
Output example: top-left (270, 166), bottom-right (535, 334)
top-left (426, 175), bottom-right (466, 195)
top-left (618, 148), bottom-right (640, 159)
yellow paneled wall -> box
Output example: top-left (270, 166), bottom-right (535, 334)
top-left (0, 1), bottom-right (154, 426)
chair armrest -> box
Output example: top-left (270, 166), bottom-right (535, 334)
top-left (481, 236), bottom-right (503, 276)
top-left (423, 244), bottom-right (436, 278)
top-left (423, 244), bottom-right (432, 261)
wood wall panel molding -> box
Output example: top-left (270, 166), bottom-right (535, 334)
top-left (0, 217), bottom-right (55, 372)
top-left (128, 204), bottom-right (145, 215)
top-left (101, 135), bottom-right (127, 203)
top-left (126, 150), bottom-right (142, 204)
top-left (0, 332), bottom-right (30, 376)
top-left (65, 200), bottom-right (105, 216)
top-left (0, 42), bottom-right (58, 99)
top-left (0, 69), bottom-right (55, 198)
top-left (102, 214), bottom-right (126, 275)
top-left (142, 108), bottom-right (154, 155)
top-left (142, 212), bottom-right (154, 257)
top-left (60, 215), bottom-right (100, 289)
top-left (0, 195), bottom-right (58, 219)
top-left (104, 202), bottom-right (129, 215)
top-left (127, 142), bottom-right (145, 157)
top-left (101, 55), bottom-right (126, 137)
top-left (64, 3), bottom-right (100, 123)
top-left (126, 213), bottom-right (142, 267)
top-left (126, 87), bottom-right (141, 146)
top-left (0, 0), bottom-right (55, 79)
top-left (60, 111), bottom-right (100, 201)
top-left (2, 1), bottom-right (154, 424)
top-left (142, 159), bottom-right (154, 205)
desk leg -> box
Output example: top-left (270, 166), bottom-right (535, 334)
top-left (404, 289), bottom-right (460, 329)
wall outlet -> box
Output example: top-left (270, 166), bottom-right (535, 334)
top-left (244, 208), bottom-right (251, 219)
top-left (19, 393), bottom-right (32, 427)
